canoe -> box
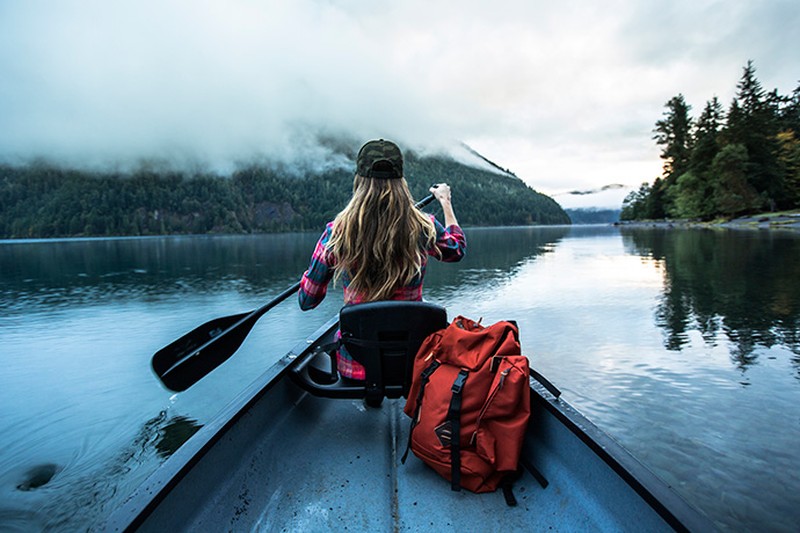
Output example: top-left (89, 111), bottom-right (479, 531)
top-left (103, 313), bottom-right (713, 532)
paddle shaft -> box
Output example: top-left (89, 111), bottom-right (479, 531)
top-left (153, 192), bottom-right (437, 391)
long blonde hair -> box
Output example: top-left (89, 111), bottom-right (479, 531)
top-left (328, 175), bottom-right (437, 302)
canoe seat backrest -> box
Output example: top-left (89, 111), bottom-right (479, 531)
top-left (339, 301), bottom-right (448, 405)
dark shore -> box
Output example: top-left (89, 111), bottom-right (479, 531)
top-left (615, 211), bottom-right (800, 231)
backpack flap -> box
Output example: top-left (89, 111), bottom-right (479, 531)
top-left (436, 316), bottom-right (521, 370)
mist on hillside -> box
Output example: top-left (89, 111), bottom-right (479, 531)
top-left (0, 3), bottom-right (505, 177)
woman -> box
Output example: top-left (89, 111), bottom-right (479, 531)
top-left (299, 139), bottom-right (466, 380)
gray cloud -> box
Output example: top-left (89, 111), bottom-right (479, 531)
top-left (0, 0), bottom-right (798, 201)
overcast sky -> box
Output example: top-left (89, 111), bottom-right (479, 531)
top-left (1, 1), bottom-right (798, 208)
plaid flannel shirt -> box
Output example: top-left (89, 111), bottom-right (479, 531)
top-left (299, 215), bottom-right (466, 379)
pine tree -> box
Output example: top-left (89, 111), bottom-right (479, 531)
top-left (710, 144), bottom-right (761, 216)
top-left (729, 61), bottom-right (783, 209)
top-left (691, 97), bottom-right (724, 174)
top-left (780, 82), bottom-right (800, 134)
top-left (776, 82), bottom-right (800, 205)
top-left (654, 94), bottom-right (694, 179)
top-left (621, 183), bottom-right (652, 220)
top-left (776, 130), bottom-right (800, 206)
top-left (669, 97), bottom-right (725, 219)
top-left (653, 94), bottom-right (693, 216)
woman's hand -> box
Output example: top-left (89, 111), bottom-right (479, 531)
top-left (430, 183), bottom-right (458, 227)
top-left (430, 183), bottom-right (452, 205)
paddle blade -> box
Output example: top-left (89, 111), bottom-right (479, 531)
top-left (151, 281), bottom-right (302, 392)
top-left (152, 311), bottom-right (251, 391)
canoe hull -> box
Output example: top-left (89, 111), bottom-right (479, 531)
top-left (104, 317), bottom-right (711, 532)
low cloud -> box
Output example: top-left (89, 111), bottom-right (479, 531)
top-left (1, 0), bottom-right (798, 191)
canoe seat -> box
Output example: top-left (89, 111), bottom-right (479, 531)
top-left (291, 301), bottom-right (447, 406)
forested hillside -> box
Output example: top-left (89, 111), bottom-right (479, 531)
top-left (0, 149), bottom-right (569, 238)
top-left (622, 61), bottom-right (800, 221)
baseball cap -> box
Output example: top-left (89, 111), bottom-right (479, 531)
top-left (356, 139), bottom-right (403, 179)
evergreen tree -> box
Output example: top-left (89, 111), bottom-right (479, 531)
top-left (621, 183), bottom-right (652, 220)
top-left (669, 171), bottom-right (711, 219)
top-left (723, 99), bottom-right (745, 146)
top-left (653, 94), bottom-right (693, 216)
top-left (648, 177), bottom-right (668, 219)
top-left (710, 144), bottom-right (760, 216)
top-left (776, 81), bottom-right (800, 208)
top-left (729, 60), bottom-right (783, 208)
top-left (776, 130), bottom-right (800, 206)
top-left (781, 83), bottom-right (800, 133)
top-left (690, 97), bottom-right (724, 174)
top-left (669, 97), bottom-right (725, 219)
top-left (654, 94), bottom-right (693, 179)
top-left (620, 181), bottom-right (665, 220)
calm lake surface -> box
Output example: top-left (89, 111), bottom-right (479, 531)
top-left (1, 226), bottom-right (799, 531)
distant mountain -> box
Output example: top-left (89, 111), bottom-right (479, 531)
top-left (564, 208), bottom-right (621, 224)
top-left (0, 145), bottom-right (569, 238)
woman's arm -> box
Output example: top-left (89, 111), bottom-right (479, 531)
top-left (430, 183), bottom-right (458, 228)
top-left (298, 224), bottom-right (335, 310)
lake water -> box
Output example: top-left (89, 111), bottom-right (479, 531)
top-left (1, 226), bottom-right (799, 532)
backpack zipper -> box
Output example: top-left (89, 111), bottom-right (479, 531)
top-left (470, 367), bottom-right (510, 445)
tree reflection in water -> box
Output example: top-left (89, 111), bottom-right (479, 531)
top-left (621, 228), bottom-right (800, 374)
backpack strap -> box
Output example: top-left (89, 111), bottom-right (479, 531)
top-left (447, 369), bottom-right (469, 491)
top-left (317, 335), bottom-right (418, 356)
top-left (401, 360), bottom-right (440, 464)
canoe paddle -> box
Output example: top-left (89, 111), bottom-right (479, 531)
top-left (152, 192), bottom-right (438, 392)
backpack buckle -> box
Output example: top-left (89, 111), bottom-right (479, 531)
top-left (451, 370), bottom-right (468, 394)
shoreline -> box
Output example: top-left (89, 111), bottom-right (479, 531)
top-left (615, 211), bottom-right (800, 231)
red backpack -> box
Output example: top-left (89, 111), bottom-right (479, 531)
top-left (402, 316), bottom-right (531, 496)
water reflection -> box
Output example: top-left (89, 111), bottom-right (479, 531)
top-left (622, 228), bottom-right (800, 372)
top-left (0, 234), bottom-right (320, 315)
top-left (154, 415), bottom-right (203, 459)
top-left (425, 226), bottom-right (569, 299)
top-left (454, 226), bottom-right (569, 272)
top-left (1, 228), bottom-right (572, 315)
